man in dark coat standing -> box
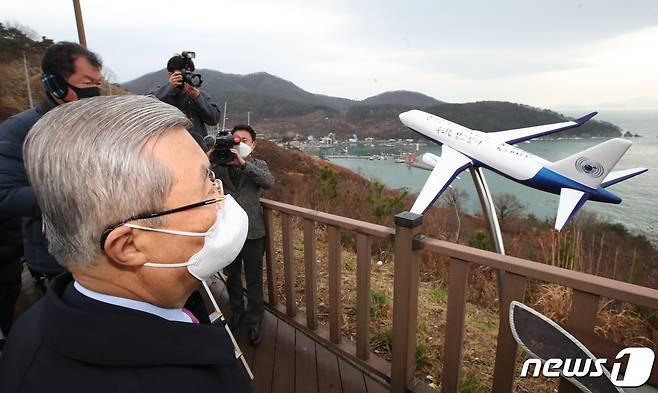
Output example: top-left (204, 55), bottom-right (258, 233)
top-left (212, 125), bottom-right (274, 346)
top-left (0, 95), bottom-right (252, 393)
top-left (0, 41), bottom-right (103, 281)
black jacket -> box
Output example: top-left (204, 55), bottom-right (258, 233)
top-left (214, 158), bottom-right (274, 239)
top-left (0, 274), bottom-right (252, 393)
top-left (0, 97), bottom-right (64, 275)
top-left (150, 84), bottom-right (221, 148)
top-left (0, 217), bottom-right (23, 282)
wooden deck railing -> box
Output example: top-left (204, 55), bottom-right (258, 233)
top-left (260, 198), bottom-right (658, 393)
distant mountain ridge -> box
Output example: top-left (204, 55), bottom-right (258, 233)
top-left (357, 90), bottom-right (441, 107)
top-left (121, 69), bottom-right (621, 139)
top-left (121, 69), bottom-right (440, 113)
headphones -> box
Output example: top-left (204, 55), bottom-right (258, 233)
top-left (41, 73), bottom-right (69, 100)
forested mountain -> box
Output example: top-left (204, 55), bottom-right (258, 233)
top-left (123, 69), bottom-right (620, 139)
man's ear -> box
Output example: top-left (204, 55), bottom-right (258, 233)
top-left (103, 226), bottom-right (148, 267)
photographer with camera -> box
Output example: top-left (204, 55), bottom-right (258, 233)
top-left (210, 125), bottom-right (274, 346)
top-left (150, 52), bottom-right (221, 149)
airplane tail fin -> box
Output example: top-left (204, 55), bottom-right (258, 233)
top-left (547, 138), bottom-right (632, 189)
top-left (601, 167), bottom-right (648, 188)
top-left (555, 188), bottom-right (590, 231)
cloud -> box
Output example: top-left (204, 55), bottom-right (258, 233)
top-left (2, 0), bottom-right (658, 107)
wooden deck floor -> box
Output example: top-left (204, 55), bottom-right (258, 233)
top-left (230, 310), bottom-right (389, 393)
top-left (10, 270), bottom-right (391, 393)
top-left (210, 280), bottom-right (390, 393)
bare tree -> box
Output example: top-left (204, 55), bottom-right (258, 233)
top-left (441, 187), bottom-right (469, 242)
top-left (5, 20), bottom-right (39, 40)
top-left (493, 193), bottom-right (525, 224)
top-left (103, 68), bottom-right (118, 95)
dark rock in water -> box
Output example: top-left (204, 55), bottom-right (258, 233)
top-left (624, 131), bottom-right (634, 137)
top-left (634, 133), bottom-right (642, 137)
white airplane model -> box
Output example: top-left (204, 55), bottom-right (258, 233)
top-left (399, 110), bottom-right (648, 230)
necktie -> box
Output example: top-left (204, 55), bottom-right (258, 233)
top-left (181, 307), bottom-right (200, 324)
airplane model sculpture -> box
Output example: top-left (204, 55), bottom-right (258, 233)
top-left (399, 110), bottom-right (647, 230)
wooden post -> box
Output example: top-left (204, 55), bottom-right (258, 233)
top-left (492, 272), bottom-right (527, 393)
top-left (558, 290), bottom-right (600, 393)
top-left (303, 219), bottom-right (318, 330)
top-left (263, 207), bottom-right (278, 306)
top-left (441, 259), bottom-right (470, 392)
top-left (356, 233), bottom-right (372, 360)
top-left (72, 0), bottom-right (87, 48)
top-left (327, 225), bottom-right (342, 344)
top-left (281, 212), bottom-right (296, 317)
top-left (390, 212), bottom-right (423, 393)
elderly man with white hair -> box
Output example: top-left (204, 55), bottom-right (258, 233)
top-left (0, 95), bottom-right (253, 393)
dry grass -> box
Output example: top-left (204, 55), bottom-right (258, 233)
top-left (528, 283), bottom-right (655, 347)
top-left (262, 213), bottom-right (658, 393)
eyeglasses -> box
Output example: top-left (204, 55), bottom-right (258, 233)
top-left (99, 174), bottom-right (224, 251)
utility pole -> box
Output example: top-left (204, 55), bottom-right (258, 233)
top-left (22, 51), bottom-right (34, 108)
top-left (222, 102), bottom-right (227, 131)
top-left (72, 0), bottom-right (87, 48)
top-left (247, 111), bottom-right (250, 126)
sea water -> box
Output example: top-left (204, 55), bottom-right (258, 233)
top-left (320, 109), bottom-right (658, 243)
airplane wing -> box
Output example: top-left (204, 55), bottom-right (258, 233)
top-left (410, 146), bottom-right (472, 214)
top-left (489, 112), bottom-right (597, 145)
top-left (555, 188), bottom-right (590, 231)
top-left (601, 167), bottom-right (648, 188)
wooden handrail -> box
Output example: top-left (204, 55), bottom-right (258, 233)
top-left (491, 272), bottom-right (528, 392)
top-left (263, 207), bottom-right (278, 306)
top-left (303, 218), bottom-right (318, 330)
top-left (327, 225), bottom-right (342, 344)
top-left (259, 199), bottom-right (658, 393)
top-left (281, 212), bottom-right (296, 317)
top-left (261, 199), bottom-right (395, 239)
top-left (418, 236), bottom-right (658, 309)
top-left (356, 233), bottom-right (372, 361)
top-left (390, 213), bottom-right (423, 393)
top-left (441, 259), bottom-right (470, 392)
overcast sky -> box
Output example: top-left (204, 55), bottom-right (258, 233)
top-left (3, 0), bottom-right (658, 108)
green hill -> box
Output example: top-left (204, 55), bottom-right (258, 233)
top-left (422, 101), bottom-right (621, 138)
top-left (123, 68), bottom-right (621, 140)
top-left (259, 101), bottom-right (622, 139)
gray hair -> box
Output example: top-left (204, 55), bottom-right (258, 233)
top-left (24, 95), bottom-right (191, 267)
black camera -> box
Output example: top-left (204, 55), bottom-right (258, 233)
top-left (207, 131), bottom-right (242, 165)
top-left (179, 51), bottom-right (203, 87)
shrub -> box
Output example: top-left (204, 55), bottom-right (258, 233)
top-left (317, 167), bottom-right (338, 207)
top-left (370, 288), bottom-right (390, 319)
top-left (468, 229), bottom-right (491, 251)
top-left (366, 181), bottom-right (408, 225)
top-left (428, 282), bottom-right (447, 303)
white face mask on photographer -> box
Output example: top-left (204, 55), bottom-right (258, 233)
top-left (126, 195), bottom-right (248, 281)
top-left (236, 142), bottom-right (252, 159)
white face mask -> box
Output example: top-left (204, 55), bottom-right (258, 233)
top-left (236, 142), bottom-right (252, 158)
top-left (126, 195), bottom-right (248, 281)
